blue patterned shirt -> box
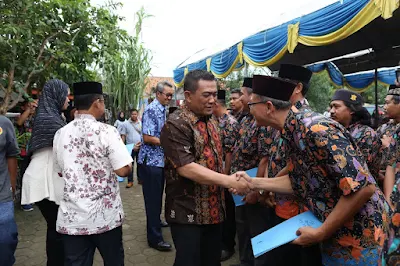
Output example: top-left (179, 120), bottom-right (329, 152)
top-left (138, 99), bottom-right (166, 167)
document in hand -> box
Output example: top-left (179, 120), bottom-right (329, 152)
top-left (117, 144), bottom-right (135, 182)
top-left (232, 167), bottom-right (257, 207)
top-left (251, 211), bottom-right (322, 258)
top-left (126, 143), bottom-right (134, 154)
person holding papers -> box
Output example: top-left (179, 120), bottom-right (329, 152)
top-left (120, 109), bottom-right (141, 188)
top-left (213, 89), bottom-right (240, 261)
top-left (264, 64), bottom-right (322, 266)
top-left (234, 75), bottom-right (391, 265)
top-left (230, 78), bottom-right (273, 266)
top-left (160, 70), bottom-right (251, 266)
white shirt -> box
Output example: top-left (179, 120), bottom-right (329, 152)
top-left (53, 114), bottom-right (133, 235)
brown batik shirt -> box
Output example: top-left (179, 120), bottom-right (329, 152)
top-left (160, 104), bottom-right (225, 225)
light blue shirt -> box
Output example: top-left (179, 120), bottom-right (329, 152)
top-left (120, 120), bottom-right (141, 145)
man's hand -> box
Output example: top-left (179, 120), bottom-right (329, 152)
top-left (134, 142), bottom-right (141, 151)
top-left (235, 171), bottom-right (252, 183)
top-left (243, 191), bottom-right (258, 204)
top-left (12, 186), bottom-right (16, 201)
top-left (229, 173), bottom-right (251, 195)
top-left (259, 191), bottom-right (276, 207)
top-left (292, 227), bottom-right (324, 246)
top-left (381, 135), bottom-right (392, 148)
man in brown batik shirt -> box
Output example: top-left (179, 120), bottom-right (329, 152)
top-left (160, 70), bottom-right (250, 266)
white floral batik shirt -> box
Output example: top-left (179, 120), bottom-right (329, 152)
top-left (53, 114), bottom-right (133, 235)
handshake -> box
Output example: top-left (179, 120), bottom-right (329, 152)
top-left (228, 171), bottom-right (254, 195)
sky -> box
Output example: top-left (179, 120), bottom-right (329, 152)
top-left (91, 0), bottom-right (338, 77)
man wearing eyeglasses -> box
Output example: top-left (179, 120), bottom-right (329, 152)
top-left (231, 78), bottom-right (273, 266)
top-left (138, 81), bottom-right (174, 251)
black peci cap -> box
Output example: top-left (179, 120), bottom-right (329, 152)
top-left (252, 75), bottom-right (296, 101)
top-left (73, 82), bottom-right (103, 95)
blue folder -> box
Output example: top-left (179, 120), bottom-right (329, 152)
top-left (232, 168), bottom-right (258, 207)
top-left (117, 144), bottom-right (135, 182)
top-left (251, 211), bottom-right (322, 258)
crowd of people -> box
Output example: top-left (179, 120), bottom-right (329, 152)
top-left (1, 64), bottom-right (400, 266)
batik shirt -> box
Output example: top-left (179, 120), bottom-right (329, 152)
top-left (348, 122), bottom-right (385, 180)
top-left (268, 100), bottom-right (310, 220)
top-left (281, 107), bottom-right (390, 265)
top-left (384, 176), bottom-right (400, 265)
top-left (383, 126), bottom-right (400, 265)
top-left (377, 120), bottom-right (400, 171)
top-left (53, 114), bottom-right (133, 235)
top-left (230, 112), bottom-right (271, 174)
top-left (230, 109), bottom-right (245, 123)
top-left (217, 113), bottom-right (239, 154)
top-left (138, 98), bottom-right (166, 167)
top-left (161, 104), bottom-right (225, 225)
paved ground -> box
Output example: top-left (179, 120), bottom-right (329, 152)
top-left (14, 179), bottom-right (240, 266)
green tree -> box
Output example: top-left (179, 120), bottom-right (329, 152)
top-left (0, 0), bottom-right (129, 113)
top-left (102, 7), bottom-right (152, 113)
top-left (307, 71), bottom-right (335, 113)
top-left (360, 83), bottom-right (388, 105)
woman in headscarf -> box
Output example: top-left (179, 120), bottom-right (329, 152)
top-left (114, 111), bottom-right (125, 129)
top-left (21, 79), bottom-right (70, 266)
top-left (329, 89), bottom-right (390, 180)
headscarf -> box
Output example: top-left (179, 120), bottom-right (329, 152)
top-left (29, 79), bottom-right (69, 154)
top-left (118, 111), bottom-right (125, 122)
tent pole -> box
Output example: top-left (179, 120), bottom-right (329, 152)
top-left (374, 67), bottom-right (379, 125)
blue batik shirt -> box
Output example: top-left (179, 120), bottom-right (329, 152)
top-left (138, 99), bottom-right (167, 167)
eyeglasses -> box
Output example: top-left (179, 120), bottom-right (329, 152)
top-left (247, 101), bottom-right (267, 107)
top-left (160, 92), bottom-right (173, 98)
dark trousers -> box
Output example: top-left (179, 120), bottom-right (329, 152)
top-left (139, 163), bottom-right (165, 245)
top-left (63, 226), bottom-right (124, 266)
top-left (267, 215), bottom-right (323, 266)
top-left (36, 199), bottom-right (64, 266)
top-left (236, 203), bottom-right (274, 266)
top-left (171, 223), bottom-right (222, 266)
top-left (222, 190), bottom-right (236, 252)
top-left (127, 150), bottom-right (139, 183)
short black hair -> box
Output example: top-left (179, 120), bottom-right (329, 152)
top-left (184, 70), bottom-right (215, 92)
top-left (74, 94), bottom-right (103, 110)
top-left (130, 109), bottom-right (138, 114)
top-left (230, 88), bottom-right (242, 95)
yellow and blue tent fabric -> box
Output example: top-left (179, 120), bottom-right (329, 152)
top-left (173, 0), bottom-right (399, 87)
top-left (308, 62), bottom-right (399, 92)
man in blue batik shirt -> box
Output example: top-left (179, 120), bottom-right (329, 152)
top-left (138, 81), bottom-right (174, 251)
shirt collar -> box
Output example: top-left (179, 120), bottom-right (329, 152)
top-left (75, 113), bottom-right (97, 121)
top-left (294, 98), bottom-right (308, 110)
top-left (153, 98), bottom-right (166, 112)
top-left (281, 108), bottom-right (298, 142)
top-left (181, 103), bottom-right (211, 124)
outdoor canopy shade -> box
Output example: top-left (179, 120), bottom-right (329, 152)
top-left (173, 0), bottom-right (400, 87)
top-left (307, 62), bottom-right (399, 92)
